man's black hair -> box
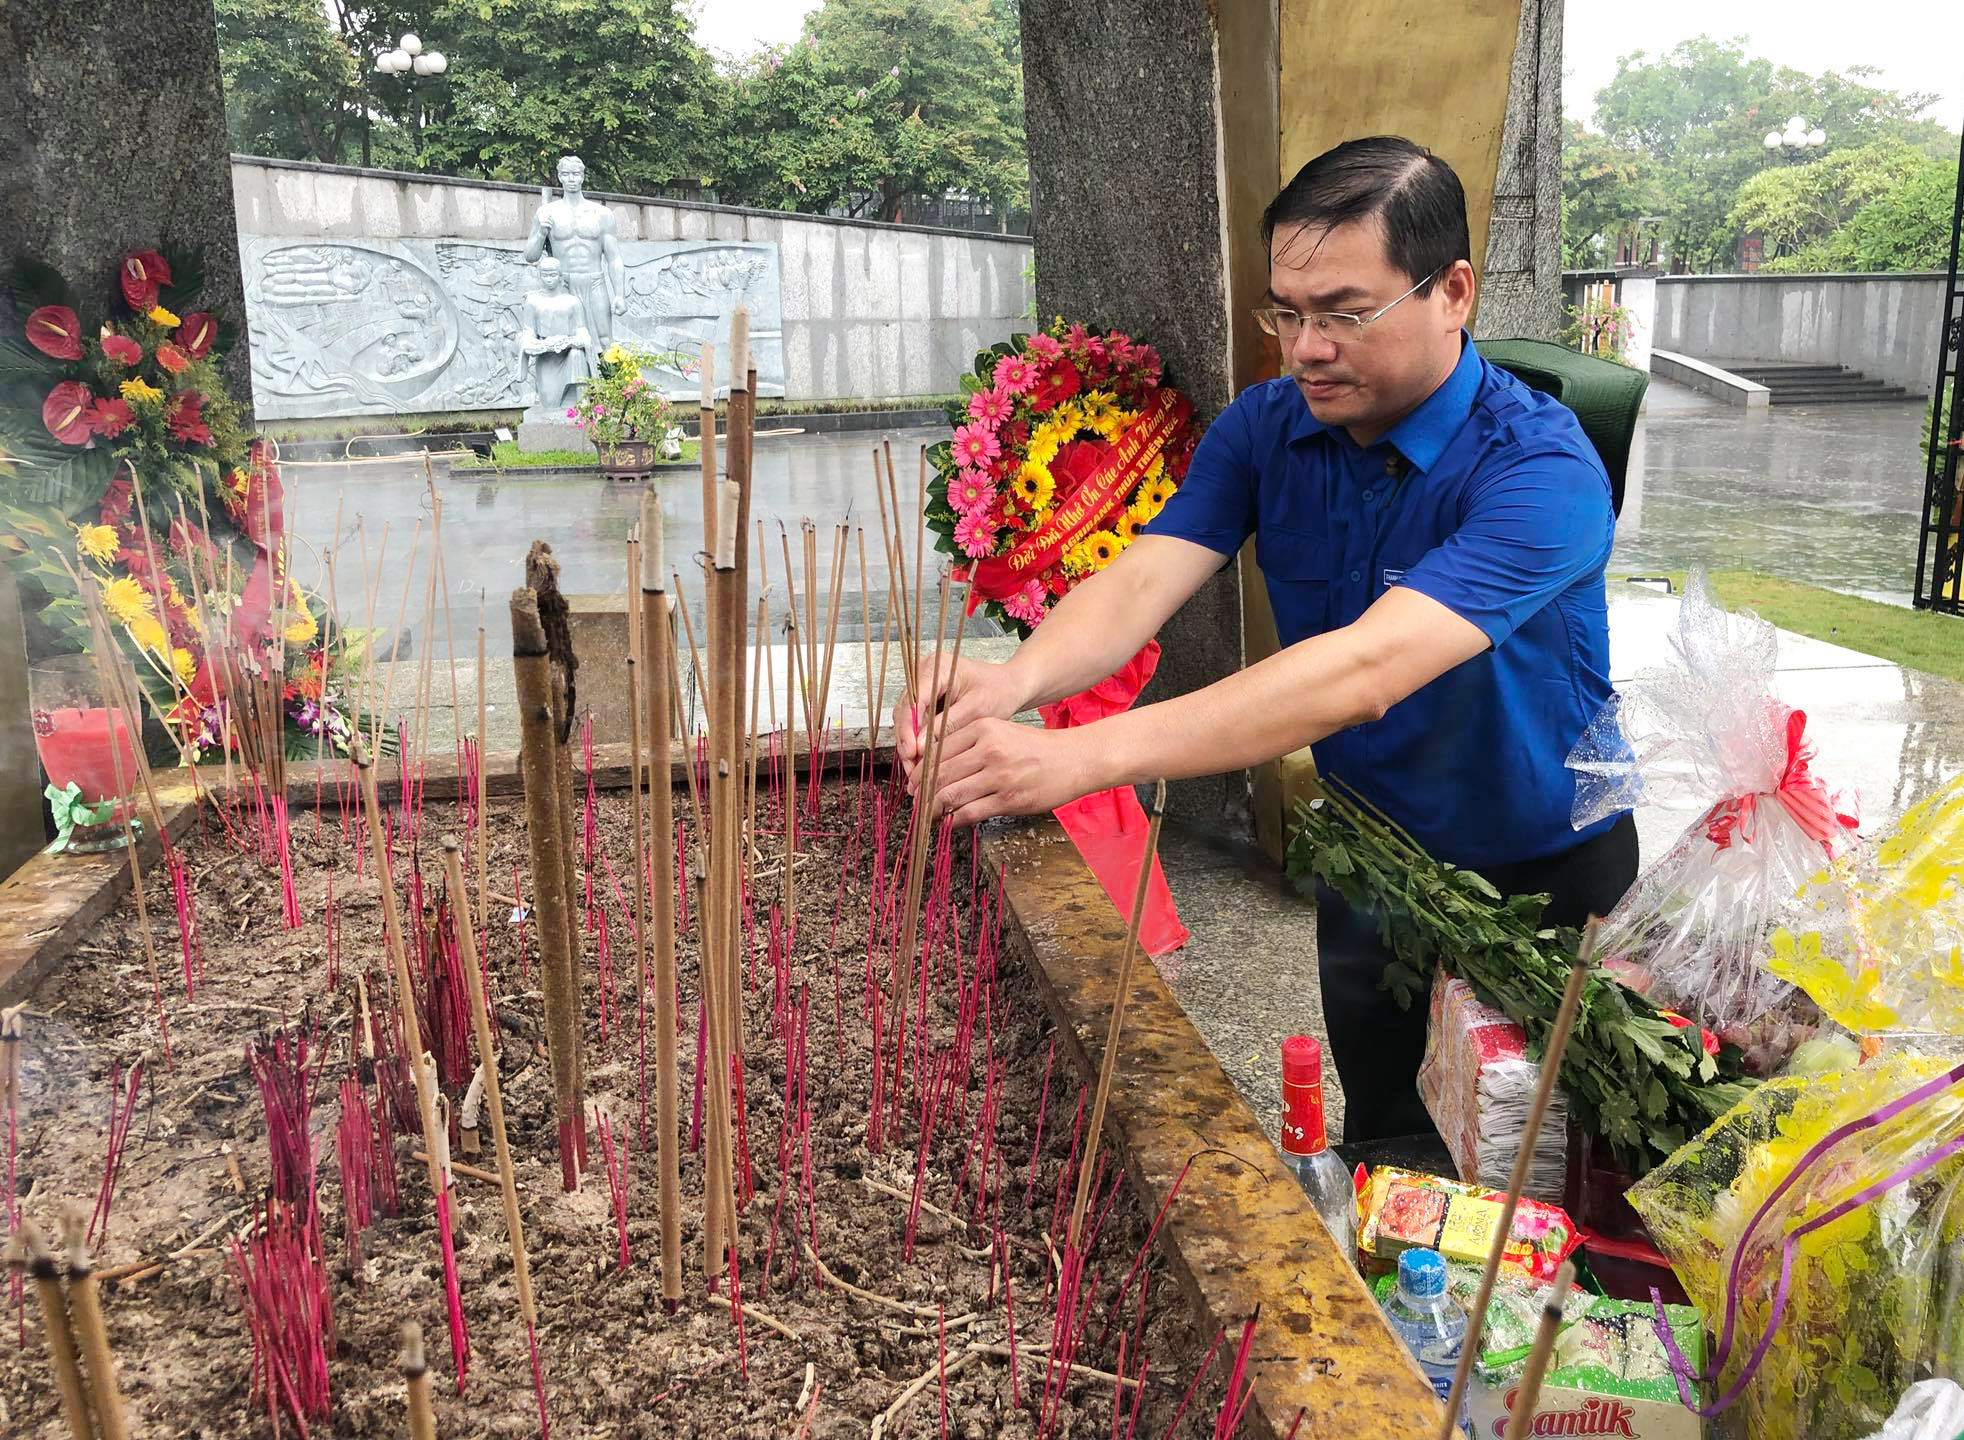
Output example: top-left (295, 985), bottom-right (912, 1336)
top-left (1261, 136), bottom-right (1469, 297)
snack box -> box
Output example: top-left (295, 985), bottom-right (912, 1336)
top-left (1359, 1167), bottom-right (1581, 1284)
top-left (1469, 1296), bottom-right (1706, 1440)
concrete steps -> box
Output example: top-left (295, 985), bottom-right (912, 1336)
top-left (1719, 362), bottom-right (1914, 405)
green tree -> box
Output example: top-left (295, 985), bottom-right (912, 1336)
top-left (1577, 35), bottom-right (1952, 271)
top-left (1559, 119), bottom-right (1660, 268)
top-left (415, 0), bottom-right (720, 190)
top-left (1728, 138), bottom-right (1955, 272)
top-left (712, 0), bottom-right (1026, 223)
top-left (215, 0), bottom-right (363, 162)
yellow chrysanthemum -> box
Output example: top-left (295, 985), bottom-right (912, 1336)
top-left (74, 523), bottom-right (118, 565)
top-left (1143, 477), bottom-right (1175, 509)
top-left (148, 305), bottom-right (180, 327)
top-left (1060, 541), bottom-right (1094, 577)
top-left (127, 614), bottom-right (168, 655)
top-left (284, 608), bottom-right (319, 647)
top-left (120, 376), bottom-right (165, 406)
top-left (1114, 511), bottom-right (1142, 544)
top-left (1009, 462), bottom-right (1055, 513)
top-left (1127, 494), bottom-right (1161, 528)
top-left (101, 575), bottom-right (154, 625)
top-left (171, 647), bottom-right (197, 683)
top-left (163, 576), bottom-right (191, 613)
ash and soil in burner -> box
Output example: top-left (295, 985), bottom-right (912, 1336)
top-left (0, 774), bottom-right (1226, 1438)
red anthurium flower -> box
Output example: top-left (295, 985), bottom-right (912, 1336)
top-left (175, 311), bottom-right (216, 358)
top-left (26, 305), bottom-right (83, 360)
top-left (120, 250), bottom-right (172, 311)
top-left (99, 332), bottom-right (143, 366)
top-left (155, 342), bottom-right (192, 375)
top-left (41, 381), bottom-right (96, 445)
top-left (88, 397), bottom-right (134, 438)
top-left (166, 390), bottom-right (212, 445)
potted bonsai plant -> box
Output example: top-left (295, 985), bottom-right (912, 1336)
top-left (570, 345), bottom-right (680, 478)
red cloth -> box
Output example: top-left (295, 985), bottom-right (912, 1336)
top-left (1037, 641), bottom-right (1188, 957)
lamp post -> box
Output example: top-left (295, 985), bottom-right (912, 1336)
top-left (1762, 115), bottom-right (1826, 162)
top-left (373, 34), bottom-right (450, 164)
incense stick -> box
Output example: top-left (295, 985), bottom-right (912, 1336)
top-left (639, 489), bottom-right (684, 1310)
top-left (1502, 1261), bottom-right (1578, 1440)
top-left (1068, 781), bottom-right (1169, 1250)
top-left (441, 836), bottom-right (547, 1429)
top-left (508, 591), bottom-right (585, 1190)
top-left (1436, 922), bottom-right (1599, 1440)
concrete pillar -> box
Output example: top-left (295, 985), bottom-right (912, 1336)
top-left (1020, 0), bottom-right (1277, 830)
top-left (0, 0), bottom-right (249, 876)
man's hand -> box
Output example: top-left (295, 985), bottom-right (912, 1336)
top-left (893, 654), bottom-right (1027, 784)
top-left (926, 718), bottom-right (1098, 827)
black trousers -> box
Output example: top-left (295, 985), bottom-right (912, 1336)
top-left (1316, 812), bottom-right (1639, 1144)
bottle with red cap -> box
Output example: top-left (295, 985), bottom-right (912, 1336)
top-left (1281, 1034), bottom-right (1356, 1261)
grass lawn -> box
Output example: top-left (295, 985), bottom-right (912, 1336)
top-left (453, 438), bottom-right (701, 471)
top-left (1616, 569), bottom-right (1964, 682)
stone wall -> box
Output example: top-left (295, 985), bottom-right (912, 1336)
top-left (1653, 272), bottom-right (1949, 393)
top-left (231, 158), bottom-right (1034, 417)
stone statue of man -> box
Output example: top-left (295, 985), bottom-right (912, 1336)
top-left (523, 155), bottom-right (626, 351)
top-left (517, 257), bottom-right (592, 414)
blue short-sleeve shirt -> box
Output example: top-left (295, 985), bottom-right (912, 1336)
top-left (1145, 335), bottom-right (1622, 869)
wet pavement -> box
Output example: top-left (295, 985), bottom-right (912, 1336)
top-left (1611, 379), bottom-right (1934, 600)
top-left (283, 423), bottom-right (969, 663)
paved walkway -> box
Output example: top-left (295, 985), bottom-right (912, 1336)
top-left (1611, 378), bottom-right (1933, 601)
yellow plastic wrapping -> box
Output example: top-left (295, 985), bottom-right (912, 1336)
top-left (1628, 1053), bottom-right (1964, 1440)
top-left (1769, 773), bottom-right (1964, 1035)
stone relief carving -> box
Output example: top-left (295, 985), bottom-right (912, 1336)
top-left (242, 235), bottom-right (783, 420)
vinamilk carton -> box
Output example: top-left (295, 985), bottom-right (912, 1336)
top-left (1469, 1296), bottom-right (1706, 1440)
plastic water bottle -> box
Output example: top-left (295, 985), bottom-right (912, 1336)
top-left (1382, 1248), bottom-right (1470, 1433)
top-left (1279, 1035), bottom-right (1357, 1261)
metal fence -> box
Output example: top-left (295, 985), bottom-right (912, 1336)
top-left (1914, 127), bottom-right (1964, 614)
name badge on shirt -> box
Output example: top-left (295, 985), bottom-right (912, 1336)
top-left (1381, 567), bottom-right (1406, 590)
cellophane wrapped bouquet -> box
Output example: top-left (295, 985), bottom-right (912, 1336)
top-left (1630, 1051), bottom-right (1964, 1440)
top-left (1567, 577), bottom-right (1859, 1072)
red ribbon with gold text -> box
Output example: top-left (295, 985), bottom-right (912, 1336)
top-left (963, 388), bottom-right (1192, 608)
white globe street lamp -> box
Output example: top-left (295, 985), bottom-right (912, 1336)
top-left (400, 33), bottom-right (423, 56)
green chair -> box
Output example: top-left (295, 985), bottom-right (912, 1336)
top-left (1476, 338), bottom-right (1648, 516)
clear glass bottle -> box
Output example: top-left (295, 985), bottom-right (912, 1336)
top-left (1280, 1034), bottom-right (1357, 1262)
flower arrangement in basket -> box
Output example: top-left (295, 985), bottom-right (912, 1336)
top-left (923, 319), bottom-right (1200, 957)
top-left (925, 321), bottom-right (1198, 636)
top-left (569, 344), bottom-right (682, 469)
top-left (1, 248), bottom-right (379, 764)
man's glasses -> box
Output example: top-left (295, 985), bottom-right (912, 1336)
top-left (1252, 267), bottom-right (1443, 345)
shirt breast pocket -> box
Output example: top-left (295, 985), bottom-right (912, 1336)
top-left (1254, 525), bottom-right (1333, 642)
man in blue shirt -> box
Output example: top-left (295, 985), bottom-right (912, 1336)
top-left (898, 137), bottom-right (1635, 1141)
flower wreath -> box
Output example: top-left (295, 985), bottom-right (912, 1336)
top-left (2, 249), bottom-right (376, 759)
top-left (925, 320), bottom-right (1198, 638)
top-left (922, 319), bottom-right (1197, 958)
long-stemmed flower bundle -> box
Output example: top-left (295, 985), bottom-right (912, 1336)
top-left (0, 249), bottom-right (378, 762)
top-left (1286, 777), bottom-right (1758, 1174)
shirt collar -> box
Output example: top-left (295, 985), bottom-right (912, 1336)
top-left (1284, 331), bottom-right (1482, 474)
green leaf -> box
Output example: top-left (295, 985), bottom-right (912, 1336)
top-left (8, 259), bottom-right (79, 320)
